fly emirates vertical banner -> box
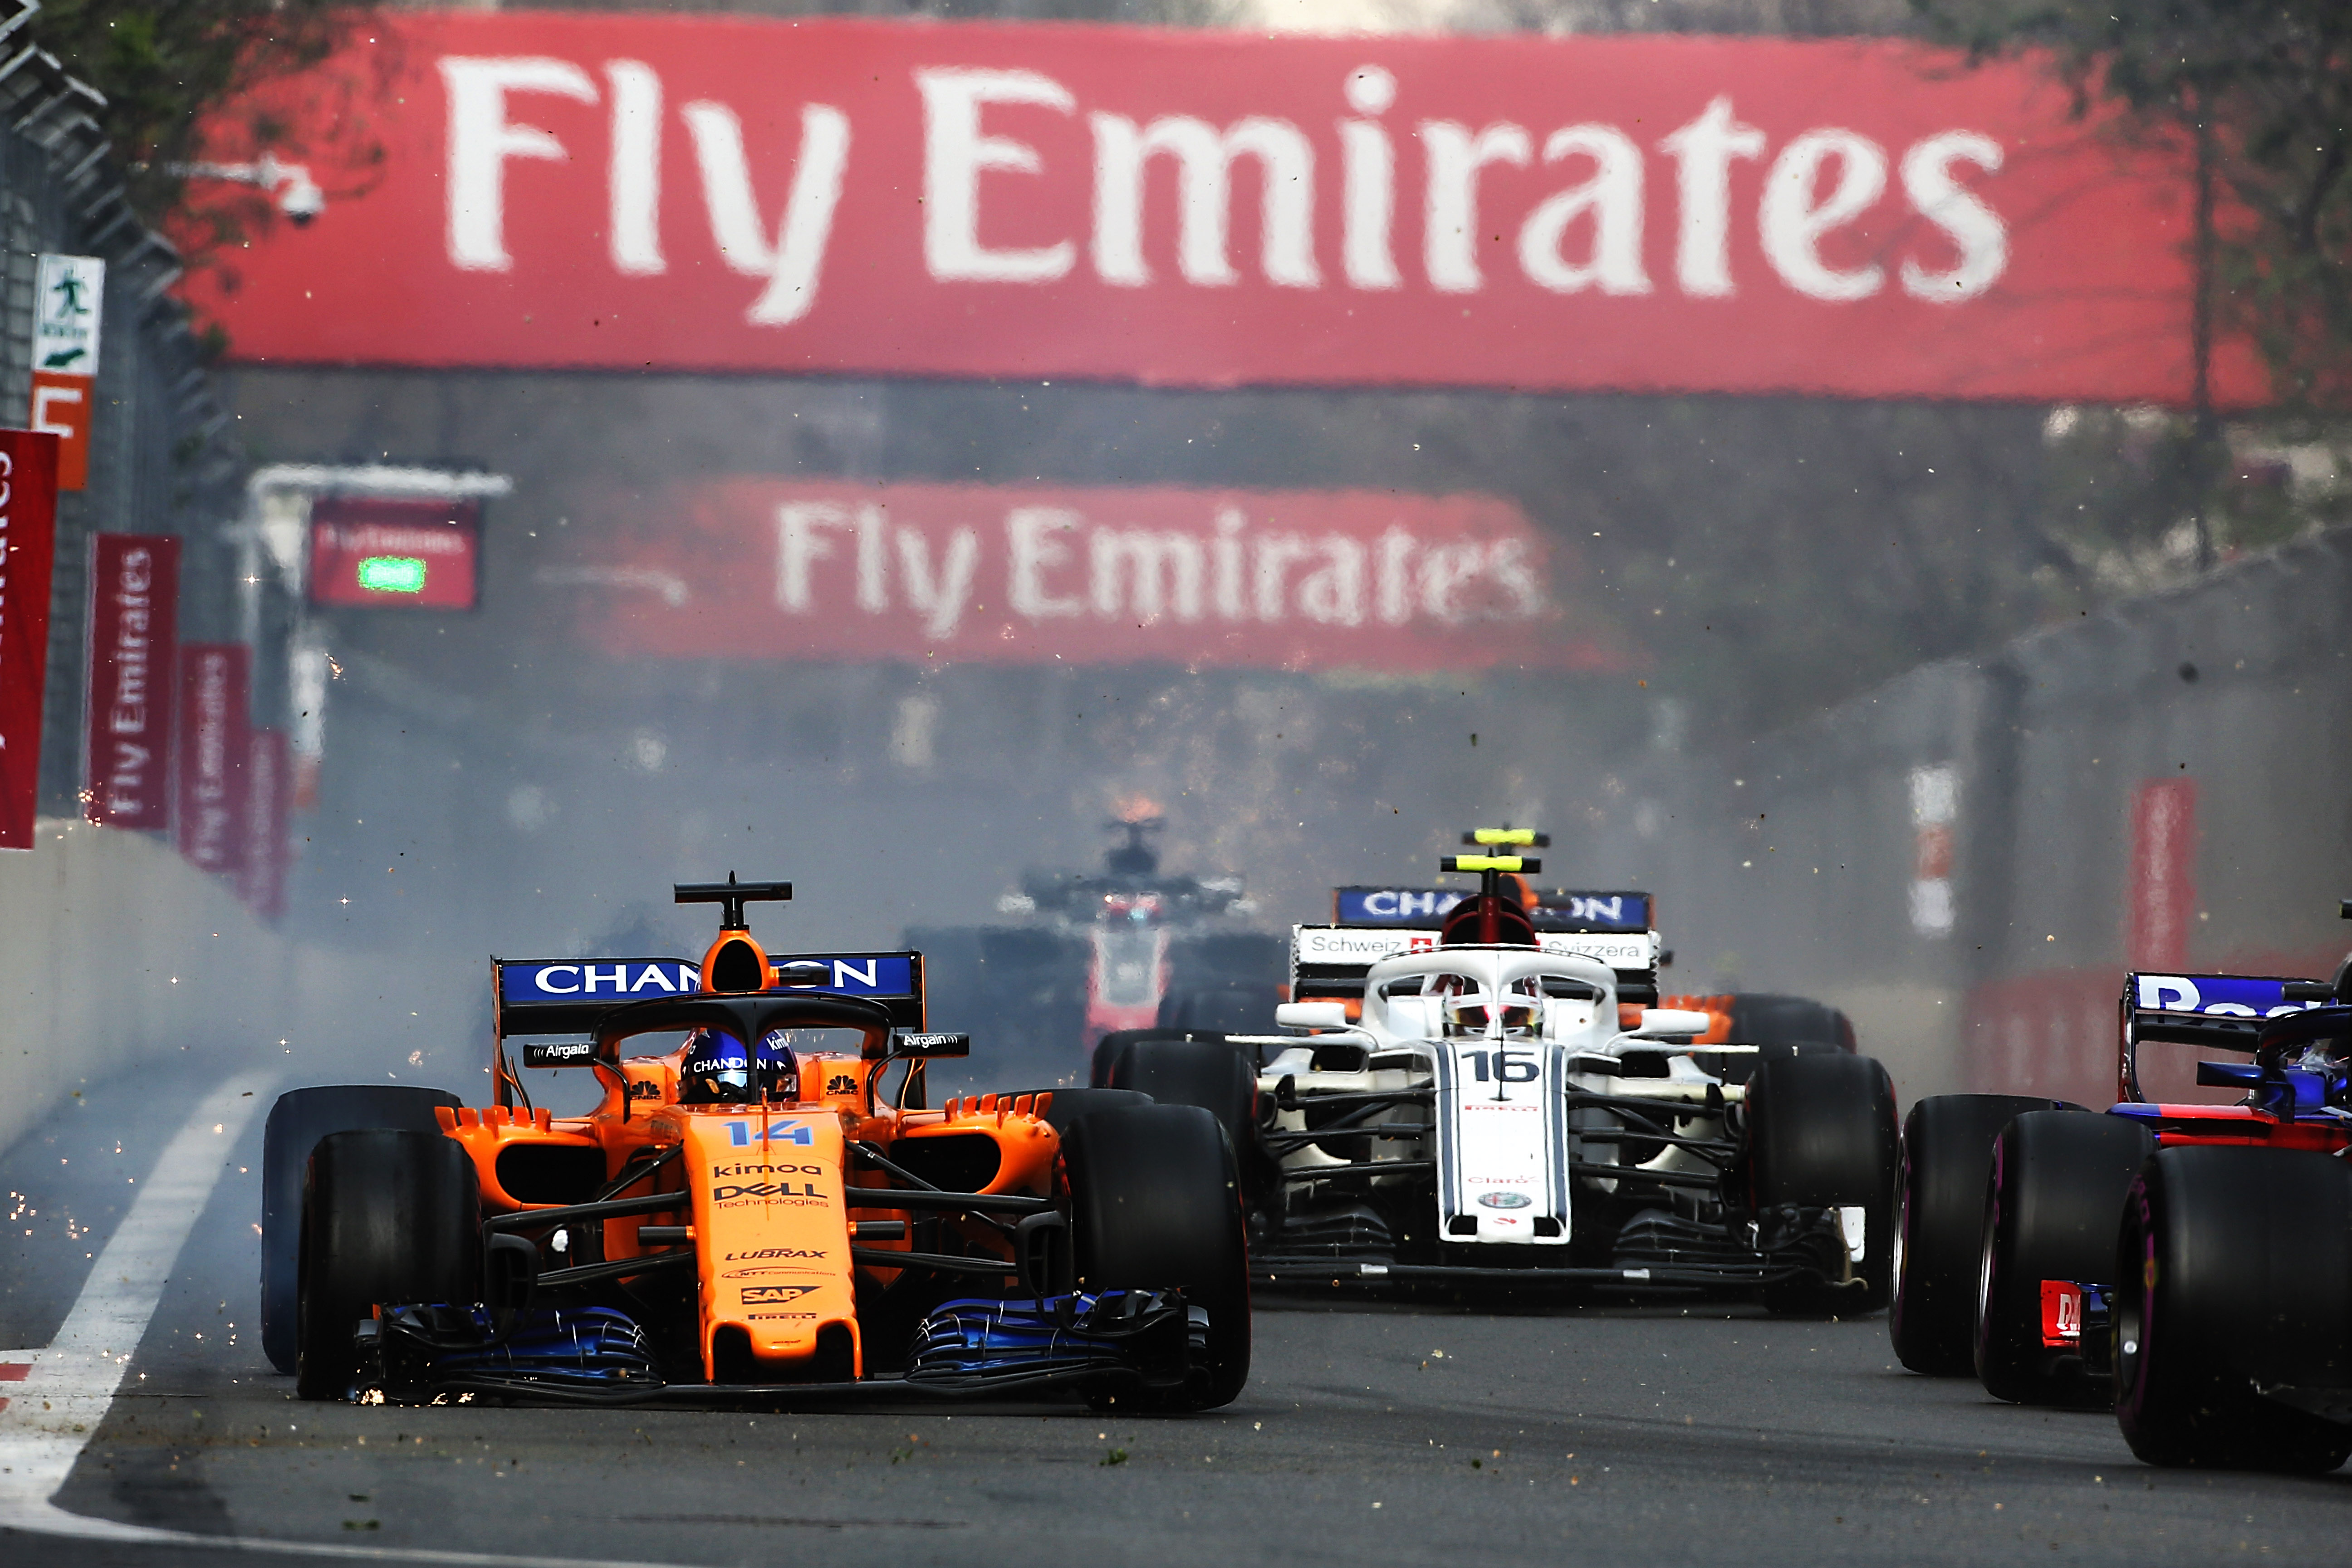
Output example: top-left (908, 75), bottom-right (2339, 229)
top-left (190, 14), bottom-right (2256, 405)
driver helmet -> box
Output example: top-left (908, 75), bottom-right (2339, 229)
top-left (2286, 1038), bottom-right (2351, 1075)
top-left (1437, 975), bottom-right (1542, 1039)
top-left (677, 1027), bottom-right (799, 1104)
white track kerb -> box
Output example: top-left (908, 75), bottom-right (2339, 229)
top-left (0, 1073), bottom-right (681, 1568)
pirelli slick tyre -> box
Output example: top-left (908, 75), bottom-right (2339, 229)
top-left (1974, 1110), bottom-right (2154, 1405)
top-left (1091, 1029), bottom-right (1188, 1088)
top-left (2114, 1147), bottom-right (2352, 1473)
top-left (1107, 1039), bottom-right (1257, 1169)
top-left (1747, 1052), bottom-right (1899, 1316)
top-left (1015, 1086), bottom-right (1153, 1135)
top-left (295, 1129), bottom-right (481, 1402)
top-left (261, 1085), bottom-right (462, 1374)
top-left (1064, 1103), bottom-right (1250, 1412)
top-left (1890, 1094), bottom-right (2073, 1376)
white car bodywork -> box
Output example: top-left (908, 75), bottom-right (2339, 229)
top-left (1249, 941), bottom-right (1738, 1255)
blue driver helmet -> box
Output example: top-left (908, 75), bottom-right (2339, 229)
top-left (678, 1028), bottom-right (799, 1105)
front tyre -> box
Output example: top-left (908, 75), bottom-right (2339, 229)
top-left (260, 1086), bottom-right (461, 1373)
top-left (1746, 1052), bottom-right (1899, 1316)
top-left (1064, 1103), bottom-right (1250, 1411)
top-left (1890, 1095), bottom-right (2071, 1375)
top-left (2114, 1147), bottom-right (2352, 1473)
top-left (295, 1130), bottom-right (481, 1402)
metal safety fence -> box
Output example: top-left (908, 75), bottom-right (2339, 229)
top-left (0, 0), bottom-right (247, 817)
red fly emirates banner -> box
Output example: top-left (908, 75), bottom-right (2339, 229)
top-left (0, 431), bottom-right (59, 850)
top-left (574, 482), bottom-right (1607, 671)
top-left (189, 14), bottom-right (2262, 405)
top-left (84, 534), bottom-right (179, 830)
top-left (177, 643), bottom-right (248, 874)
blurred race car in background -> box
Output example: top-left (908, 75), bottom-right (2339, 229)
top-left (1099, 831), bottom-right (1899, 1312)
top-left (259, 874), bottom-right (1250, 1411)
top-left (1890, 908), bottom-right (2352, 1471)
top-left (908, 810), bottom-right (1284, 1080)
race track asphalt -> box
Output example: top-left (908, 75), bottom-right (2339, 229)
top-left (3, 1059), bottom-right (2346, 1568)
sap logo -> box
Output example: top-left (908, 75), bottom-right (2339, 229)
top-left (530, 962), bottom-right (697, 997)
top-left (741, 1284), bottom-right (819, 1306)
top-left (726, 1247), bottom-right (831, 1262)
top-left (825, 1074), bottom-right (858, 1096)
top-left (724, 1121), bottom-right (815, 1147)
top-left (714, 1180), bottom-right (828, 1201)
top-left (724, 1263), bottom-right (826, 1278)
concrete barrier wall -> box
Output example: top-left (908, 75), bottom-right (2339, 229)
top-left (0, 819), bottom-right (479, 1158)
top-left (1650, 526), bottom-right (2352, 1109)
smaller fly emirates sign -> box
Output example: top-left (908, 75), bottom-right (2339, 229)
top-left (581, 483), bottom-right (1603, 671)
top-left (190, 14), bottom-right (2255, 405)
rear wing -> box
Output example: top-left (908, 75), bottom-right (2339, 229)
top-left (1333, 887), bottom-right (1652, 934)
top-left (493, 951), bottom-right (926, 1037)
top-left (1292, 925), bottom-right (1660, 1009)
top-left (2117, 970), bottom-right (2333, 1101)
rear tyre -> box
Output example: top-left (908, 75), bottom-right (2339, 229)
top-left (1064, 1104), bottom-right (1250, 1411)
top-left (261, 1085), bottom-right (461, 1373)
top-left (1890, 1095), bottom-right (2073, 1375)
top-left (1091, 1028), bottom-right (1186, 1088)
top-left (2114, 1147), bottom-right (2352, 1472)
top-left (1746, 1052), bottom-right (1899, 1316)
top-left (295, 1129), bottom-right (481, 1402)
top-left (1106, 1038), bottom-right (1256, 1169)
top-left (1015, 1086), bottom-right (1153, 1135)
top-left (1974, 1110), bottom-right (2153, 1405)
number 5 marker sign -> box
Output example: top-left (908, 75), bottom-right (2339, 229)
top-left (30, 255), bottom-right (103, 492)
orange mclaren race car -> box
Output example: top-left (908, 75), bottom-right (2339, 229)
top-left (258, 875), bottom-right (1249, 1410)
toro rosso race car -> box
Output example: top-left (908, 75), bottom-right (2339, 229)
top-left (1099, 832), bottom-right (1899, 1311)
top-left (1889, 912), bottom-right (2352, 1470)
top-left (258, 875), bottom-right (1249, 1410)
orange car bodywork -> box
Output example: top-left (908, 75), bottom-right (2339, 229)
top-left (445, 929), bottom-right (1062, 1382)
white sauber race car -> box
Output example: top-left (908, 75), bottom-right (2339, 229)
top-left (1099, 832), bottom-right (1900, 1312)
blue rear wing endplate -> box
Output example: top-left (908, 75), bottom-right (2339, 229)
top-left (494, 951), bottom-right (924, 1036)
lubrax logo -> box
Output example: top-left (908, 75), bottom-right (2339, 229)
top-left (715, 1180), bottom-right (829, 1201)
top-left (710, 1162), bottom-right (823, 1180)
top-left (725, 1247), bottom-right (830, 1262)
